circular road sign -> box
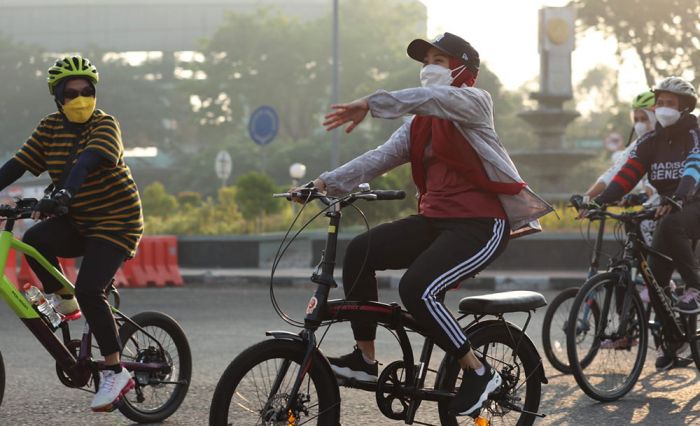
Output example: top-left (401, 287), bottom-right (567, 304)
top-left (248, 106), bottom-right (279, 146)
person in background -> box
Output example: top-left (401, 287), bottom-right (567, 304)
top-left (581, 91), bottom-right (659, 245)
top-left (583, 90), bottom-right (657, 202)
top-left (591, 76), bottom-right (700, 370)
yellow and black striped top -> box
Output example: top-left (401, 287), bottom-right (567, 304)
top-left (14, 110), bottom-right (144, 257)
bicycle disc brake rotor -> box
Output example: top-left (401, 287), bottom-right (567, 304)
top-left (486, 361), bottom-right (521, 416)
top-left (375, 360), bottom-right (411, 420)
top-left (134, 346), bottom-right (172, 387)
top-left (261, 393), bottom-right (310, 425)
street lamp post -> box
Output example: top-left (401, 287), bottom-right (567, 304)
top-left (289, 163), bottom-right (306, 215)
top-left (289, 163), bottom-right (307, 188)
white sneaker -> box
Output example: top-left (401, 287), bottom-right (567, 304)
top-left (53, 295), bottom-right (81, 319)
top-left (90, 368), bottom-right (135, 412)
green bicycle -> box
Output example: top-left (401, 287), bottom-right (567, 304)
top-left (0, 198), bottom-right (191, 423)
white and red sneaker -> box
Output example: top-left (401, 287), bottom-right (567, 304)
top-left (53, 295), bottom-right (82, 321)
top-left (90, 368), bottom-right (135, 412)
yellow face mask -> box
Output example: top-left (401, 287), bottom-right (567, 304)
top-left (62, 96), bottom-right (96, 123)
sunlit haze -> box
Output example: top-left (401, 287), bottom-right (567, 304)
top-left (420, 0), bottom-right (649, 101)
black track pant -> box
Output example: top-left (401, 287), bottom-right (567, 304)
top-left (342, 215), bottom-right (509, 358)
top-left (23, 216), bottom-right (127, 356)
top-left (649, 201), bottom-right (700, 290)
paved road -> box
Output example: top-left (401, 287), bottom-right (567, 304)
top-left (0, 284), bottom-right (698, 425)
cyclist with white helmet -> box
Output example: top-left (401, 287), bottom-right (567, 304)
top-left (0, 56), bottom-right (143, 410)
top-left (593, 77), bottom-right (700, 368)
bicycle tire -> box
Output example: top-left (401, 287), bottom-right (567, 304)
top-left (687, 314), bottom-right (700, 371)
top-left (542, 287), bottom-right (578, 374)
top-left (117, 311), bottom-right (192, 423)
top-left (209, 339), bottom-right (340, 426)
top-left (566, 272), bottom-right (647, 402)
top-left (542, 287), bottom-right (601, 374)
top-left (436, 322), bottom-right (543, 426)
top-left (0, 349), bottom-right (4, 408)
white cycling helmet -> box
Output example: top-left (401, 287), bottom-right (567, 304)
top-left (653, 76), bottom-right (697, 110)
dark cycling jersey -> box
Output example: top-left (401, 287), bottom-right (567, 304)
top-left (597, 114), bottom-right (700, 203)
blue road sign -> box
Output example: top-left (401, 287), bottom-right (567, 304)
top-left (248, 106), bottom-right (279, 146)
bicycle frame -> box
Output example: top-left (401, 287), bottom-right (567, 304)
top-left (0, 216), bottom-right (171, 389)
top-left (270, 191), bottom-right (545, 423)
top-left (602, 213), bottom-right (687, 347)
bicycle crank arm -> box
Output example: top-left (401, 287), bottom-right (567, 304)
top-left (146, 379), bottom-right (189, 385)
top-left (500, 400), bottom-right (546, 418)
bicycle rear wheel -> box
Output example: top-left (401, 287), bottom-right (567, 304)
top-left (209, 339), bottom-right (340, 425)
top-left (542, 287), bottom-right (601, 374)
top-left (117, 311), bottom-right (192, 423)
top-left (685, 314), bottom-right (700, 371)
top-left (0, 349), bottom-right (4, 408)
top-left (437, 322), bottom-right (543, 426)
top-left (566, 272), bottom-right (647, 402)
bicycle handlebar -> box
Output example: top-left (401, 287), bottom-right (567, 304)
top-left (569, 194), bottom-right (655, 223)
top-left (273, 188), bottom-right (406, 207)
top-left (0, 198), bottom-right (37, 220)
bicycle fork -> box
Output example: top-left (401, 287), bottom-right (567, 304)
top-left (273, 330), bottom-right (318, 423)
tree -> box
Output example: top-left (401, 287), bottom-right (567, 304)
top-left (0, 37), bottom-right (53, 154)
top-left (87, 52), bottom-right (194, 152)
top-left (177, 2), bottom-right (525, 194)
top-left (192, 1), bottom-right (427, 143)
top-left (575, 0), bottom-right (700, 86)
top-left (233, 172), bottom-right (284, 220)
top-left (142, 182), bottom-right (179, 217)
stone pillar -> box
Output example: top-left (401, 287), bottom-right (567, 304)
top-left (513, 5), bottom-right (593, 200)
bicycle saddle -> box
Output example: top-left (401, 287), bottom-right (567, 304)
top-left (459, 291), bottom-right (547, 314)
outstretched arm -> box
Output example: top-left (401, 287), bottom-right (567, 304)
top-left (318, 121), bottom-right (411, 195)
top-left (323, 97), bottom-right (370, 133)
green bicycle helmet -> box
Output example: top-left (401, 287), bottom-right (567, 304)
top-left (47, 56), bottom-right (99, 95)
top-left (632, 90), bottom-right (655, 110)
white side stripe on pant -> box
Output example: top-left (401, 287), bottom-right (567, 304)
top-left (420, 219), bottom-right (506, 349)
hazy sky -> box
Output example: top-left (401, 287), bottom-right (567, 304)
top-left (419, 0), bottom-right (648, 100)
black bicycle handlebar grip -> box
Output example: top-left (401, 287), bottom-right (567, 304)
top-left (569, 194), bottom-right (584, 210)
top-left (373, 190), bottom-right (406, 200)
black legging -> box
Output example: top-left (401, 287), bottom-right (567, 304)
top-left (648, 201), bottom-right (700, 290)
top-left (22, 216), bottom-right (127, 356)
top-left (342, 215), bottom-right (509, 359)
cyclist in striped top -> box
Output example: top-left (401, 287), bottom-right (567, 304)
top-left (0, 56), bottom-right (143, 411)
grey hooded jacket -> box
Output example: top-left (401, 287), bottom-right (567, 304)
top-left (319, 85), bottom-right (553, 237)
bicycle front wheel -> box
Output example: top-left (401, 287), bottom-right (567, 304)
top-left (542, 287), bottom-right (601, 374)
top-left (566, 272), bottom-right (648, 402)
top-left (437, 322), bottom-right (543, 426)
top-left (209, 339), bottom-right (340, 426)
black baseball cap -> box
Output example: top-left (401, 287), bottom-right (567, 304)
top-left (407, 32), bottom-right (480, 74)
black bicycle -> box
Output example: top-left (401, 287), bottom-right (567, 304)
top-left (566, 197), bottom-right (700, 402)
top-left (209, 186), bottom-right (548, 425)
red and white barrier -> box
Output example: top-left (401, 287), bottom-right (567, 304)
top-left (10, 235), bottom-right (184, 289)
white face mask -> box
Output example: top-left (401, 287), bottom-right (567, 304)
top-left (634, 122), bottom-right (652, 138)
top-left (655, 107), bottom-right (681, 127)
top-left (420, 64), bottom-right (466, 87)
